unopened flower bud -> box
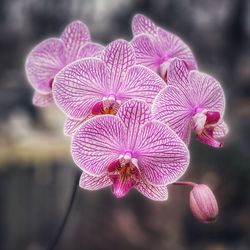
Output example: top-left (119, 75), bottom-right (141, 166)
top-left (189, 184), bottom-right (219, 223)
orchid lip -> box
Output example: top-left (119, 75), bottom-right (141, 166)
top-left (108, 155), bottom-right (140, 198)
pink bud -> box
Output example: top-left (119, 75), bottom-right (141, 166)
top-left (189, 184), bottom-right (219, 223)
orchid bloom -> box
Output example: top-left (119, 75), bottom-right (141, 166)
top-left (72, 99), bottom-right (189, 200)
top-left (53, 39), bottom-right (166, 136)
top-left (152, 59), bottom-right (228, 148)
top-left (131, 14), bottom-right (197, 81)
top-left (25, 21), bottom-right (104, 107)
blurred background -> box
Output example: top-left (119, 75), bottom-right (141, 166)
top-left (0, 0), bottom-right (250, 249)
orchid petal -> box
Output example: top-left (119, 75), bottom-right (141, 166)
top-left (136, 181), bottom-right (168, 201)
top-left (25, 38), bottom-right (66, 94)
top-left (32, 91), bottom-right (53, 107)
top-left (132, 14), bottom-right (158, 36)
top-left (168, 58), bottom-right (190, 89)
top-left (118, 65), bottom-right (165, 104)
top-left (196, 129), bottom-right (223, 148)
top-left (76, 42), bottom-right (104, 60)
top-left (79, 172), bottom-right (111, 190)
top-left (213, 121), bottom-right (229, 139)
top-left (72, 115), bottom-right (125, 176)
top-left (152, 86), bottom-right (192, 144)
top-left (157, 28), bottom-right (197, 70)
top-left (60, 21), bottom-right (90, 63)
top-left (136, 120), bottom-right (190, 185)
top-left (117, 100), bottom-right (151, 148)
top-left (188, 71), bottom-right (225, 116)
top-left (102, 39), bottom-right (135, 92)
top-left (131, 34), bottom-right (160, 72)
top-left (64, 117), bottom-right (84, 136)
top-left (53, 58), bottom-right (108, 119)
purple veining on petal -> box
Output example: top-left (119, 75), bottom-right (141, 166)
top-left (72, 100), bottom-right (190, 199)
top-left (25, 38), bottom-right (66, 94)
top-left (60, 20), bottom-right (90, 63)
top-left (131, 14), bottom-right (197, 80)
top-left (152, 66), bottom-right (228, 147)
top-left (53, 39), bottom-right (165, 123)
top-left (32, 91), bottom-right (54, 107)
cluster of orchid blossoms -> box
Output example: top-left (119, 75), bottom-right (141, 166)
top-left (25, 14), bottom-right (228, 223)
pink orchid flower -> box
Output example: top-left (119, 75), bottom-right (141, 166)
top-left (72, 99), bottom-right (189, 200)
top-left (53, 39), bottom-right (166, 136)
top-left (152, 59), bottom-right (228, 148)
top-left (25, 21), bottom-right (104, 107)
top-left (131, 14), bottom-right (197, 80)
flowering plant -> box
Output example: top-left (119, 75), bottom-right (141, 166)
top-left (25, 14), bottom-right (229, 225)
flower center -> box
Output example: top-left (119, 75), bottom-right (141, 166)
top-left (91, 95), bottom-right (121, 115)
top-left (192, 110), bottom-right (220, 135)
top-left (108, 153), bottom-right (140, 198)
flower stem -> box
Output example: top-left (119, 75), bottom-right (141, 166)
top-left (173, 181), bottom-right (196, 187)
top-left (48, 170), bottom-right (81, 250)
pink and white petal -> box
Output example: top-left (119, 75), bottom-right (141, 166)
top-left (152, 86), bottom-right (192, 144)
top-left (188, 71), bottom-right (225, 115)
top-left (76, 42), bottom-right (104, 59)
top-left (53, 58), bottom-right (108, 119)
top-left (25, 38), bottom-right (66, 93)
top-left (72, 115), bottom-right (125, 176)
top-left (157, 28), bottom-right (197, 70)
top-left (118, 65), bottom-right (165, 104)
top-left (131, 34), bottom-right (160, 72)
top-left (213, 121), bottom-right (229, 139)
top-left (64, 117), bottom-right (85, 136)
top-left (196, 129), bottom-right (223, 148)
top-left (136, 121), bottom-right (190, 186)
top-left (168, 58), bottom-right (190, 89)
top-left (79, 172), bottom-right (111, 190)
top-left (136, 181), bottom-right (168, 201)
top-left (132, 14), bottom-right (158, 36)
top-left (117, 100), bottom-right (151, 148)
top-left (32, 91), bottom-right (53, 107)
top-left (102, 39), bottom-right (135, 92)
top-left (60, 21), bottom-right (90, 63)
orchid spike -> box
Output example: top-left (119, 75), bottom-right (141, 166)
top-left (152, 58), bottom-right (228, 147)
top-left (131, 14), bottom-right (197, 80)
top-left (25, 21), bottom-right (104, 107)
top-left (53, 39), bottom-right (166, 136)
top-left (72, 99), bottom-right (189, 200)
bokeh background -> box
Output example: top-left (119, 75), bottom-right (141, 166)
top-left (1, 0), bottom-right (250, 249)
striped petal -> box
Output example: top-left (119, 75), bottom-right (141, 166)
top-left (135, 120), bottom-right (190, 185)
top-left (53, 58), bottom-right (108, 119)
top-left (60, 21), bottom-right (90, 63)
top-left (168, 58), bottom-right (190, 89)
top-left (132, 14), bottom-right (158, 36)
top-left (118, 65), bottom-right (165, 104)
top-left (136, 181), bottom-right (168, 201)
top-left (188, 71), bottom-right (225, 116)
top-left (117, 100), bottom-right (151, 149)
top-left (102, 39), bottom-right (135, 92)
top-left (77, 42), bottom-right (104, 59)
top-left (131, 34), bottom-right (160, 72)
top-left (157, 28), bottom-right (197, 70)
top-left (25, 38), bottom-right (66, 93)
top-left (72, 115), bottom-right (125, 176)
top-left (213, 121), bottom-right (229, 139)
top-left (79, 172), bottom-right (111, 190)
top-left (152, 86), bottom-right (192, 144)
top-left (64, 117), bottom-right (85, 136)
top-left (32, 91), bottom-right (53, 107)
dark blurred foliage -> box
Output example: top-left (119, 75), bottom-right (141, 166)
top-left (0, 0), bottom-right (250, 250)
